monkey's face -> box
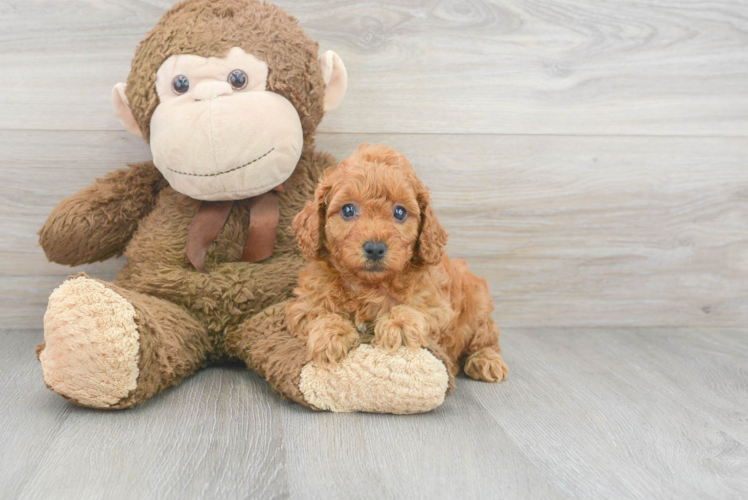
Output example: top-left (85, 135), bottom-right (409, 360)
top-left (137, 47), bottom-right (301, 201)
top-left (113, 1), bottom-right (347, 202)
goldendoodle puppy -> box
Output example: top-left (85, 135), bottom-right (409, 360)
top-left (287, 143), bottom-right (508, 382)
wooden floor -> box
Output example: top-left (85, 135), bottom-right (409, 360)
top-left (2, 327), bottom-right (746, 499)
top-left (1, 0), bottom-right (747, 498)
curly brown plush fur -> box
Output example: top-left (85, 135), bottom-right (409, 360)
top-left (37, 0), bottom-right (333, 408)
top-left (39, 153), bottom-right (333, 409)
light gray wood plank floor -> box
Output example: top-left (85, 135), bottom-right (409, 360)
top-left (2, 327), bottom-right (746, 500)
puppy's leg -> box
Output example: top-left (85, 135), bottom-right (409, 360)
top-left (374, 305), bottom-right (430, 352)
top-left (450, 259), bottom-right (508, 382)
top-left (463, 318), bottom-right (508, 383)
top-left (306, 314), bottom-right (359, 365)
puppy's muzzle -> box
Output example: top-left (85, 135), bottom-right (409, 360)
top-left (363, 241), bottom-right (387, 262)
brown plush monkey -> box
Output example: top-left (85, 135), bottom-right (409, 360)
top-left (36, 0), bottom-right (454, 413)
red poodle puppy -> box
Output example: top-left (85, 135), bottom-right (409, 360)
top-left (287, 143), bottom-right (508, 382)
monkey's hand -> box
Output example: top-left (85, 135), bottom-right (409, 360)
top-left (39, 163), bottom-right (164, 266)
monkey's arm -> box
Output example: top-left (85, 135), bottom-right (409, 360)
top-left (39, 162), bottom-right (165, 266)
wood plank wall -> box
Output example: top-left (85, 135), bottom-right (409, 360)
top-left (1, 0), bottom-right (746, 328)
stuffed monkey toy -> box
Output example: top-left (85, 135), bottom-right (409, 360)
top-left (36, 0), bottom-right (454, 413)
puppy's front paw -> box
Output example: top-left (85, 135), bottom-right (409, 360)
top-left (307, 320), bottom-right (358, 365)
top-left (374, 307), bottom-right (430, 353)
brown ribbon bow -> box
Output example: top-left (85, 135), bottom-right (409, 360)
top-left (185, 184), bottom-right (285, 273)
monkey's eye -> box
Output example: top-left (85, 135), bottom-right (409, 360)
top-left (172, 75), bottom-right (190, 95)
top-left (228, 69), bottom-right (248, 90)
top-left (393, 206), bottom-right (408, 221)
top-left (340, 204), bottom-right (357, 219)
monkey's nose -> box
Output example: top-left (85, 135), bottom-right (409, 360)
top-left (363, 241), bottom-right (387, 261)
top-left (193, 81), bottom-right (232, 101)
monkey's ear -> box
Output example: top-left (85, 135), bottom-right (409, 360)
top-left (318, 50), bottom-right (347, 113)
top-left (112, 83), bottom-right (143, 138)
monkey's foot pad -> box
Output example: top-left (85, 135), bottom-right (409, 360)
top-left (299, 344), bottom-right (450, 414)
top-left (40, 276), bottom-right (140, 408)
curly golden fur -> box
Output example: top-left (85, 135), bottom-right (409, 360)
top-left (288, 144), bottom-right (508, 382)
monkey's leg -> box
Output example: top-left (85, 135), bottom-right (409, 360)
top-left (224, 302), bottom-right (455, 414)
top-left (37, 274), bottom-right (210, 409)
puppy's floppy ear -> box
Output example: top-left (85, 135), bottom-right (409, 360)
top-left (413, 181), bottom-right (448, 266)
top-left (293, 172), bottom-right (333, 261)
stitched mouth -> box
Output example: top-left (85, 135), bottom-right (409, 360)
top-left (166, 148), bottom-right (274, 177)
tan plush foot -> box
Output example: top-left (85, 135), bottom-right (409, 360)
top-left (299, 344), bottom-right (450, 414)
top-left (40, 276), bottom-right (140, 408)
top-left (463, 347), bottom-right (508, 382)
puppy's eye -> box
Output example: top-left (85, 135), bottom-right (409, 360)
top-left (341, 204), bottom-right (357, 219)
top-left (393, 206), bottom-right (407, 221)
top-left (228, 69), bottom-right (248, 90)
top-left (172, 75), bottom-right (190, 95)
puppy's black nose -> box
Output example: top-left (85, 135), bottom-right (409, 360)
top-left (363, 241), bottom-right (387, 261)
